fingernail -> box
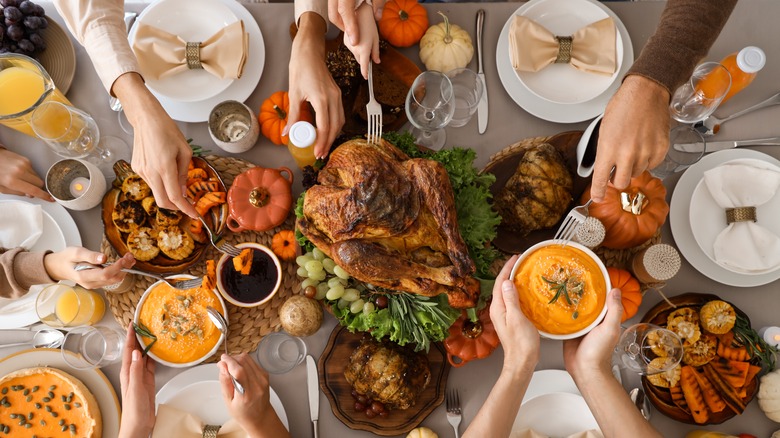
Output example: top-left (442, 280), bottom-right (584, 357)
top-left (502, 280), bottom-right (514, 294)
top-left (132, 350), bottom-right (139, 362)
top-left (96, 254), bottom-right (106, 263)
top-left (613, 288), bottom-right (622, 300)
top-left (349, 33), bottom-right (357, 45)
top-left (282, 124), bottom-right (289, 136)
top-left (376, 7), bottom-right (383, 17)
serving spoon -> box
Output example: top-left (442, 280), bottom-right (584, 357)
top-left (1, 329), bottom-right (65, 349)
top-left (206, 306), bottom-right (245, 395)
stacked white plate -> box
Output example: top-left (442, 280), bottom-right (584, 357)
top-left (128, 0), bottom-right (265, 122)
top-left (496, 0), bottom-right (634, 123)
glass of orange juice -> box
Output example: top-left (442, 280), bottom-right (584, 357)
top-left (0, 53), bottom-right (72, 137)
top-left (35, 283), bottom-right (106, 328)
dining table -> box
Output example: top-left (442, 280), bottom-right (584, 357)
top-left (2, 1), bottom-right (780, 437)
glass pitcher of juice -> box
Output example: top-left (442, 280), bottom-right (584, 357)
top-left (0, 53), bottom-right (72, 137)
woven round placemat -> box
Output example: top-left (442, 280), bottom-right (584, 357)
top-left (101, 155), bottom-right (301, 362)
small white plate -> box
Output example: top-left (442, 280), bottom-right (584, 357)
top-left (0, 349), bottom-right (121, 437)
top-left (522, 369), bottom-right (580, 403)
top-left (515, 392), bottom-right (600, 436)
top-left (688, 158), bottom-right (780, 275)
top-left (496, 0), bottom-right (633, 123)
top-left (156, 363), bottom-right (289, 430)
top-left (670, 149), bottom-right (780, 287)
top-left (130, 0), bottom-right (237, 102)
top-left (0, 196), bottom-right (81, 329)
top-left (514, 0), bottom-right (623, 105)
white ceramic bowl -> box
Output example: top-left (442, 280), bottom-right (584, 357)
top-left (216, 242), bottom-right (282, 308)
top-left (134, 274), bottom-right (227, 368)
top-left (510, 240), bottom-right (610, 340)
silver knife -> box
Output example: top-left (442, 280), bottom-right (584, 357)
top-left (476, 9), bottom-right (488, 134)
top-left (306, 355), bottom-right (319, 438)
top-left (674, 137), bottom-right (780, 153)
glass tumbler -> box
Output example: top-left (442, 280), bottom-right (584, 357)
top-left (35, 283), bottom-right (106, 328)
top-left (256, 331), bottom-right (307, 374)
top-left (61, 326), bottom-right (125, 369)
top-left (651, 126), bottom-right (706, 179)
top-left (445, 68), bottom-right (484, 128)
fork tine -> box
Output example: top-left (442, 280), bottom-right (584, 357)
top-left (554, 216), bottom-right (574, 240)
top-left (454, 389), bottom-right (460, 412)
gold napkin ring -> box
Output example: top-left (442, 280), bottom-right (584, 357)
top-left (202, 424), bottom-right (221, 438)
top-left (186, 41), bottom-right (203, 70)
top-left (554, 36), bottom-right (573, 63)
top-left (726, 206), bottom-right (757, 224)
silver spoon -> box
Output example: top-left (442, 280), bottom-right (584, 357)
top-left (1, 329), bottom-right (65, 349)
top-left (629, 387), bottom-right (651, 420)
top-left (693, 90), bottom-right (780, 136)
top-left (206, 306), bottom-right (245, 395)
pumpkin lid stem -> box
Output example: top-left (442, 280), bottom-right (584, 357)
top-left (249, 187), bottom-right (271, 208)
top-left (437, 11), bottom-right (453, 44)
top-left (462, 319), bottom-right (483, 339)
top-left (399, 9), bottom-right (408, 21)
top-left (273, 104), bottom-right (287, 120)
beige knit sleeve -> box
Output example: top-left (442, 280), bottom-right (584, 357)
top-left (0, 248), bottom-right (54, 299)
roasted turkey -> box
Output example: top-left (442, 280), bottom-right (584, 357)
top-left (296, 138), bottom-right (480, 308)
top-left (344, 338), bottom-right (431, 410)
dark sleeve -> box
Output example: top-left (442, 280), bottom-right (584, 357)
top-left (0, 248), bottom-right (55, 299)
top-left (626, 0), bottom-right (738, 95)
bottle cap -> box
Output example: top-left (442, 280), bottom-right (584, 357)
top-left (736, 46), bottom-right (766, 74)
top-left (288, 121), bottom-right (316, 148)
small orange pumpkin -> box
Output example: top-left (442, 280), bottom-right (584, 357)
top-left (258, 91), bottom-right (314, 145)
top-left (271, 230), bottom-right (297, 261)
top-left (443, 306), bottom-right (499, 368)
top-left (581, 171), bottom-right (669, 249)
top-left (607, 267), bottom-right (642, 322)
top-left (378, 0), bottom-right (429, 48)
top-left (227, 167), bottom-right (294, 232)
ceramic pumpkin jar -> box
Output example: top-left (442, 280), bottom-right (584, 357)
top-left (581, 171), bottom-right (669, 249)
top-left (443, 306), bottom-right (499, 367)
top-left (227, 166), bottom-right (294, 233)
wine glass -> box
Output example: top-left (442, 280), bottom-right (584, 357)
top-left (30, 101), bottom-right (130, 178)
top-left (405, 71), bottom-right (455, 151)
top-left (670, 62), bottom-right (732, 124)
top-left (615, 323), bottom-right (683, 375)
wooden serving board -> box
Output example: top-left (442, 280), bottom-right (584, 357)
top-left (640, 293), bottom-right (759, 425)
top-left (482, 131), bottom-right (591, 254)
top-left (318, 325), bottom-right (449, 436)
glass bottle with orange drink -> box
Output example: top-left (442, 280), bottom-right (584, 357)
top-left (697, 46), bottom-right (766, 104)
top-left (287, 121), bottom-right (317, 169)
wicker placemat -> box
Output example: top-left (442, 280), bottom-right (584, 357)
top-left (101, 155), bottom-right (301, 362)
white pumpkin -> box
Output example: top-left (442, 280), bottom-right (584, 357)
top-left (407, 427), bottom-right (438, 438)
top-left (758, 368), bottom-right (780, 422)
top-left (419, 12), bottom-right (474, 73)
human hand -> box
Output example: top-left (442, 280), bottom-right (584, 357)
top-left (591, 75), bottom-right (671, 202)
top-left (343, 3), bottom-right (380, 80)
top-left (490, 255), bottom-right (540, 373)
top-left (118, 322), bottom-right (156, 438)
top-left (0, 147), bottom-right (53, 201)
top-left (288, 12), bottom-right (345, 159)
top-left (43, 248), bottom-right (135, 289)
top-left (329, 0), bottom-right (387, 44)
top-left (563, 288), bottom-right (623, 381)
top-left (112, 73), bottom-right (197, 218)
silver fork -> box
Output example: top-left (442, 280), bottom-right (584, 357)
top-left (553, 199), bottom-right (593, 244)
top-left (74, 263), bottom-right (203, 290)
top-left (445, 388), bottom-right (462, 438)
top-left (366, 62), bottom-right (383, 144)
top-left (197, 214), bottom-right (241, 257)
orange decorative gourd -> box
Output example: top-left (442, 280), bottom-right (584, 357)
top-left (271, 230), bottom-right (297, 261)
top-left (227, 167), bottom-right (294, 232)
top-left (607, 267), bottom-right (642, 322)
top-left (581, 171), bottom-right (669, 249)
top-left (259, 91), bottom-right (313, 145)
top-left (378, 0), bottom-right (428, 48)
top-left (443, 306), bottom-right (499, 368)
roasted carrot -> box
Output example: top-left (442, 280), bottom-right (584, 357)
top-left (681, 366), bottom-right (710, 424)
top-left (691, 367), bottom-right (727, 413)
top-left (195, 192), bottom-right (227, 217)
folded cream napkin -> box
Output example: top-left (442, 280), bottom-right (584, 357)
top-left (152, 404), bottom-right (248, 438)
top-left (511, 428), bottom-right (604, 438)
top-left (703, 159), bottom-right (780, 273)
top-left (509, 15), bottom-right (616, 76)
top-left (133, 20), bottom-right (248, 81)
top-left (0, 201), bottom-right (43, 249)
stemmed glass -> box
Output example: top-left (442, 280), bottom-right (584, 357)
top-left (30, 101), bottom-right (130, 178)
top-left (615, 323), bottom-right (683, 375)
top-left (669, 62), bottom-right (732, 124)
top-left (405, 71), bottom-right (455, 151)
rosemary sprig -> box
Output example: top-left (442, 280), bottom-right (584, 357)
top-left (734, 314), bottom-right (777, 372)
top-left (543, 274), bottom-right (584, 319)
top-left (133, 322), bottom-right (158, 357)
top-left (187, 139), bottom-right (212, 157)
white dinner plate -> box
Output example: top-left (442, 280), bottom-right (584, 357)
top-left (512, 370), bottom-right (583, 434)
top-left (670, 149), bottom-right (780, 287)
top-left (129, 0), bottom-right (237, 102)
top-left (689, 158), bottom-right (780, 275)
top-left (515, 392), bottom-right (601, 437)
top-left (513, 0), bottom-right (624, 105)
top-left (0, 200), bottom-right (64, 252)
top-left (0, 348), bottom-right (121, 437)
top-left (130, 0), bottom-right (265, 122)
top-left (0, 195), bottom-right (82, 330)
top-left (156, 363), bottom-right (289, 430)
top-left (496, 0), bottom-right (633, 123)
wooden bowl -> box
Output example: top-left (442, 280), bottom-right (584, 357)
top-left (639, 292), bottom-right (760, 425)
top-left (318, 325), bottom-right (449, 436)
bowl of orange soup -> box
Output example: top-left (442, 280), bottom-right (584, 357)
top-left (510, 240), bottom-right (610, 340)
top-left (133, 275), bottom-right (227, 367)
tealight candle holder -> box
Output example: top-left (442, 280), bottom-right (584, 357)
top-left (759, 326), bottom-right (780, 348)
top-left (208, 100), bottom-right (259, 153)
top-left (45, 159), bottom-right (107, 210)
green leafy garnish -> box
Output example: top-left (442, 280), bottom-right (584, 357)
top-left (734, 314), bottom-right (777, 372)
top-left (187, 139), bottom-right (211, 157)
top-left (133, 322), bottom-right (157, 356)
